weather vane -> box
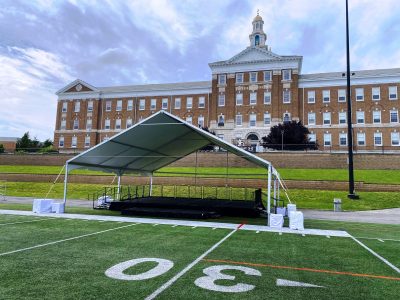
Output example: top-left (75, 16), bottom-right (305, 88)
top-left (257, 9), bottom-right (259, 15)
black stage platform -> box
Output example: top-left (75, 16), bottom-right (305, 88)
top-left (109, 196), bottom-right (265, 219)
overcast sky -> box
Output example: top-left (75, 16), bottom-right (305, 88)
top-left (1, 0), bottom-right (399, 141)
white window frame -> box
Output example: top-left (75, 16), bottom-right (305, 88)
top-left (339, 133), bottom-right (347, 146)
top-left (186, 116), bottom-right (192, 124)
top-left (338, 89), bottom-right (346, 102)
top-left (127, 100), bottom-right (133, 111)
top-left (162, 98), bottom-right (168, 110)
top-left (86, 119), bottom-right (92, 131)
top-left (373, 110), bottom-right (381, 124)
top-left (356, 88), bottom-right (364, 101)
top-left (307, 90), bottom-right (315, 103)
top-left (236, 73), bottom-right (243, 84)
top-left (264, 91), bottom-right (271, 104)
top-left (62, 102), bottom-right (68, 112)
top-left (264, 113), bottom-right (271, 125)
top-left (390, 110), bottom-right (399, 123)
top-left (60, 119), bottom-right (66, 130)
top-left (308, 112), bottom-right (316, 125)
top-left (356, 111), bottom-right (365, 124)
top-left (104, 119), bottom-right (110, 130)
top-left (174, 98), bottom-right (181, 109)
top-left (374, 132), bottom-right (383, 146)
top-left (309, 133), bottom-right (316, 143)
top-left (59, 137), bottom-right (64, 148)
top-left (115, 119), bottom-right (121, 130)
top-left (218, 114), bottom-right (225, 126)
top-left (73, 118), bottom-right (79, 130)
top-left (357, 133), bottom-right (366, 146)
top-left (372, 87), bottom-right (380, 101)
top-left (198, 116), bottom-right (204, 128)
top-left (389, 86), bottom-right (398, 100)
top-left (84, 136), bottom-right (90, 148)
top-left (71, 136), bottom-right (77, 148)
top-left (339, 112), bottom-right (347, 124)
top-left (87, 101), bottom-right (93, 112)
top-left (250, 92), bottom-right (257, 105)
top-left (218, 74), bottom-right (226, 85)
top-left (218, 94), bottom-right (225, 107)
top-left (235, 114), bottom-right (242, 126)
top-left (282, 69), bottom-right (291, 81)
top-left (391, 132), bottom-right (400, 146)
top-left (249, 114), bottom-right (256, 127)
top-left (139, 99), bottom-right (145, 110)
top-left (74, 101), bottom-right (80, 113)
top-left (250, 72), bottom-right (257, 83)
top-left (283, 89), bottom-right (291, 104)
top-left (150, 99), bottom-right (156, 110)
top-left (323, 112), bottom-right (331, 125)
top-left (283, 113), bottom-right (291, 123)
top-left (116, 100), bottom-right (122, 111)
top-left (236, 93), bottom-right (243, 106)
top-left (323, 90), bottom-right (330, 103)
top-left (105, 100), bottom-right (112, 112)
top-left (186, 97), bottom-right (193, 109)
top-left (323, 133), bottom-right (332, 147)
top-left (198, 97), bottom-right (205, 108)
top-left (126, 118), bottom-right (133, 128)
top-left (264, 71), bottom-right (272, 81)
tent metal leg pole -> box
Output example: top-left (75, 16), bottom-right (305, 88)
top-left (63, 163), bottom-right (69, 209)
top-left (150, 174), bottom-right (153, 196)
top-left (273, 177), bottom-right (277, 213)
top-left (267, 165), bottom-right (272, 226)
top-left (117, 175), bottom-right (121, 201)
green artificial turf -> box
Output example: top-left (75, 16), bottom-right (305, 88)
top-left (0, 214), bottom-right (399, 299)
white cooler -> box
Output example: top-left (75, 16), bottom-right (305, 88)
top-left (52, 203), bottom-right (65, 213)
top-left (269, 213), bottom-right (284, 229)
top-left (32, 199), bottom-right (53, 213)
top-left (289, 211), bottom-right (304, 230)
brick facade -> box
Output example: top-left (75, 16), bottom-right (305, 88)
top-left (54, 14), bottom-right (400, 153)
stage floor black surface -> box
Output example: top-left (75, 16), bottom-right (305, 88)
top-left (109, 196), bottom-right (264, 219)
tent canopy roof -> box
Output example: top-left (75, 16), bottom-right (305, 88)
top-left (67, 111), bottom-right (273, 175)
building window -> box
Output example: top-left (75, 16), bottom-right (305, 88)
top-left (282, 69), bottom-right (291, 81)
top-left (115, 119), bottom-right (121, 129)
top-left (73, 119), bottom-right (79, 130)
top-left (218, 115), bottom-right (225, 126)
top-left (218, 94), bottom-right (225, 107)
top-left (105, 101), bottom-right (112, 111)
top-left (218, 74), bottom-right (226, 85)
top-left (249, 114), bottom-right (256, 127)
top-left (105, 119), bottom-right (110, 130)
top-left (356, 88), bottom-right (364, 101)
top-left (86, 119), bottom-right (92, 130)
top-left (127, 100), bottom-right (133, 111)
top-left (389, 86), bottom-right (398, 100)
top-left (264, 113), bottom-right (271, 125)
top-left (356, 111), bottom-right (365, 124)
top-left (323, 90), bottom-right (330, 103)
top-left (84, 136), bottom-right (90, 148)
top-left (186, 116), bottom-right (192, 124)
top-left (357, 133), bottom-right (365, 146)
top-left (373, 110), bottom-right (381, 124)
top-left (338, 89), bottom-right (346, 102)
top-left (250, 92), bottom-right (257, 105)
top-left (236, 114), bottom-right (242, 126)
top-left (391, 132), bottom-right (400, 146)
top-left (264, 92), bottom-right (271, 104)
top-left (308, 112), bottom-right (316, 125)
top-left (87, 101), bottom-right (93, 112)
top-left (264, 71), bottom-right (272, 81)
top-left (339, 112), bottom-right (347, 124)
top-left (175, 98), bottom-right (181, 109)
top-left (150, 99), bottom-right (156, 110)
top-left (126, 118), bottom-right (133, 128)
top-left (309, 133), bottom-right (316, 143)
top-left (339, 133), bottom-right (347, 146)
top-left (307, 91), bottom-right (315, 103)
top-left (139, 99), bottom-right (145, 110)
top-left (236, 73), bottom-right (243, 84)
top-left (374, 132), bottom-right (382, 146)
top-left (187, 97), bottom-right (193, 109)
top-left (283, 90), bottom-right (291, 103)
top-left (103, 136), bottom-right (110, 142)
top-left (60, 119), bottom-right (66, 130)
top-left (372, 87), bottom-right (380, 101)
top-left (74, 101), bottom-right (80, 112)
top-left (250, 72), bottom-right (257, 83)
top-left (283, 113), bottom-right (291, 123)
top-left (116, 100), bottom-right (122, 111)
top-left (162, 98), bottom-right (168, 110)
top-left (198, 116), bottom-right (204, 127)
top-left (323, 112), bottom-right (331, 125)
top-left (62, 102), bottom-right (68, 112)
top-left (390, 110), bottom-right (399, 123)
top-left (59, 137), bottom-right (64, 148)
top-left (323, 133), bottom-right (331, 147)
top-left (236, 93), bottom-right (243, 106)
top-left (217, 134), bottom-right (224, 140)
top-left (198, 97), bottom-right (205, 108)
top-left (71, 136), bottom-right (77, 148)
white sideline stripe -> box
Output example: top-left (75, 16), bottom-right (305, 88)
top-left (0, 223), bottom-right (137, 257)
top-left (350, 236), bottom-right (400, 274)
top-left (0, 210), bottom-right (349, 237)
top-left (355, 236), bottom-right (400, 243)
top-left (145, 229), bottom-right (238, 300)
top-left (378, 239), bottom-right (384, 243)
top-left (0, 219), bottom-right (48, 226)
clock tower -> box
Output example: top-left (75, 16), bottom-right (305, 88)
top-left (249, 11), bottom-right (267, 48)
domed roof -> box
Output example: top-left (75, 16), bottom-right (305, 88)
top-left (253, 14), bottom-right (263, 22)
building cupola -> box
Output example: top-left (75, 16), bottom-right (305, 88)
top-left (249, 10), bottom-right (267, 48)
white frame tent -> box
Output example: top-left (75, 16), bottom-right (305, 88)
top-left (64, 111), bottom-right (287, 224)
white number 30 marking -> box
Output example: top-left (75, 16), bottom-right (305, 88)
top-left (194, 265), bottom-right (261, 293)
top-left (105, 258), bottom-right (174, 281)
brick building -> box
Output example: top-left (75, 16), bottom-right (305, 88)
top-left (0, 137), bottom-right (18, 153)
top-left (54, 13), bottom-right (400, 153)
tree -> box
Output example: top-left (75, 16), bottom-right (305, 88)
top-left (43, 139), bottom-right (53, 148)
top-left (261, 121), bottom-right (318, 151)
top-left (16, 132), bottom-right (32, 151)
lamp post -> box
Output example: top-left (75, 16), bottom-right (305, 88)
top-left (345, 0), bottom-right (359, 199)
top-left (281, 129), bottom-right (284, 152)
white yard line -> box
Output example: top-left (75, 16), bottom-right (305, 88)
top-left (355, 236), bottom-right (400, 243)
top-left (350, 236), bottom-right (400, 274)
top-left (0, 219), bottom-right (48, 226)
top-left (145, 228), bottom-right (239, 300)
top-left (0, 223), bottom-right (137, 257)
top-left (0, 210), bottom-right (349, 237)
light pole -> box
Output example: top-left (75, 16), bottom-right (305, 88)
top-left (281, 129), bottom-right (284, 152)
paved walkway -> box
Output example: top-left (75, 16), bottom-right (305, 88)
top-left (1, 196), bottom-right (400, 225)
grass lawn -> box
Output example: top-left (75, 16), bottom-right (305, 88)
top-left (0, 213), bottom-right (399, 299)
top-left (2, 181), bottom-right (400, 211)
top-left (1, 165), bottom-right (400, 184)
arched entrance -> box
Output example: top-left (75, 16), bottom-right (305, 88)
top-left (246, 133), bottom-right (259, 152)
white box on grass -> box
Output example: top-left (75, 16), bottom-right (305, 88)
top-left (269, 213), bottom-right (284, 229)
top-left (289, 211), bottom-right (304, 230)
top-left (52, 203), bottom-right (65, 214)
top-left (32, 199), bottom-right (53, 213)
